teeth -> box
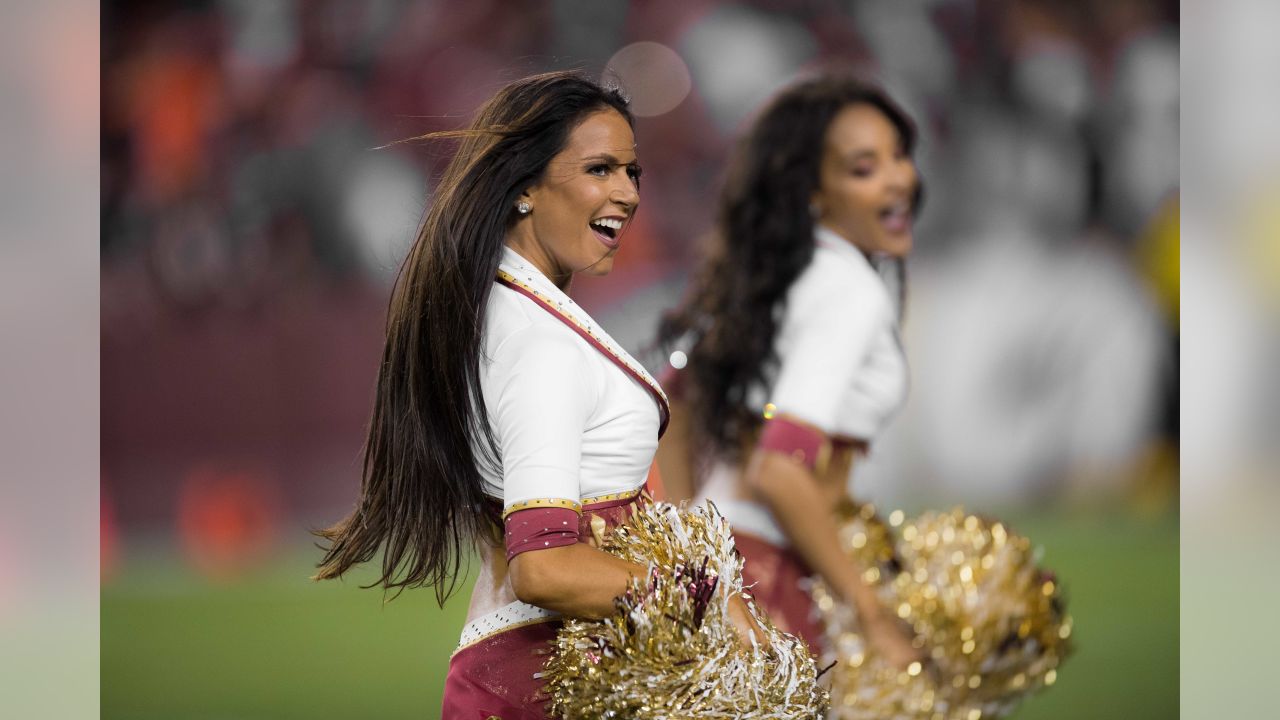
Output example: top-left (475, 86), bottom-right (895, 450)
top-left (591, 218), bottom-right (623, 231)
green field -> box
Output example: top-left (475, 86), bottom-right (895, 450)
top-left (102, 511), bottom-right (1177, 719)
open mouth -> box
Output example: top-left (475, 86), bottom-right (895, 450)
top-left (879, 201), bottom-right (911, 234)
top-left (590, 217), bottom-right (624, 247)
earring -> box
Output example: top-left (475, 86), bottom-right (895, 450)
top-left (516, 201), bottom-right (531, 215)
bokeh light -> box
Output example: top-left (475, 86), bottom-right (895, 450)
top-left (605, 41), bottom-right (693, 117)
top-left (177, 468), bottom-right (280, 582)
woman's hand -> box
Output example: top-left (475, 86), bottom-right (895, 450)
top-left (862, 607), bottom-right (928, 670)
top-left (727, 593), bottom-right (770, 650)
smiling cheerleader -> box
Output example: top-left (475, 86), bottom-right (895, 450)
top-left (657, 74), bottom-right (1071, 719)
top-left (312, 71), bottom-right (773, 719)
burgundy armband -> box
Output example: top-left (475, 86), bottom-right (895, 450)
top-left (504, 507), bottom-right (580, 561)
top-left (757, 415), bottom-right (831, 472)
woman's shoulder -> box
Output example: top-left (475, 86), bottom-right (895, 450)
top-left (485, 284), bottom-right (592, 363)
top-left (791, 245), bottom-right (894, 321)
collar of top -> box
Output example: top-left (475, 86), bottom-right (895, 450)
top-left (813, 224), bottom-right (880, 272)
top-left (499, 245), bottom-right (576, 309)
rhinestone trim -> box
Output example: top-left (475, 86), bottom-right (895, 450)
top-left (501, 497), bottom-right (583, 519)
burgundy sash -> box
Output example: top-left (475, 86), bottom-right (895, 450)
top-left (496, 270), bottom-right (670, 438)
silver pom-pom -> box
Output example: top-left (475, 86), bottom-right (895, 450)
top-left (545, 501), bottom-right (829, 719)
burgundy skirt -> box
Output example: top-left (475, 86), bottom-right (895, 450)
top-left (441, 492), bottom-right (645, 719)
top-left (734, 531), bottom-right (825, 653)
top-left (442, 620), bottom-right (560, 719)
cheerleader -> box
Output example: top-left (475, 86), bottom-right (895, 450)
top-left (658, 74), bottom-right (1070, 719)
top-left (314, 71), bottom-right (762, 719)
top-left (658, 74), bottom-right (924, 667)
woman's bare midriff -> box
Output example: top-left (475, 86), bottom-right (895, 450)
top-left (464, 540), bottom-right (520, 624)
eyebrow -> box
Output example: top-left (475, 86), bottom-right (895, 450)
top-left (579, 151), bottom-right (640, 164)
top-left (840, 149), bottom-right (879, 163)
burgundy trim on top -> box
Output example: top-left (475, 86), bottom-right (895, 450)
top-left (496, 275), bottom-right (671, 438)
top-left (503, 506), bottom-right (580, 561)
top-left (582, 492), bottom-right (643, 513)
top-left (758, 415), bottom-right (826, 471)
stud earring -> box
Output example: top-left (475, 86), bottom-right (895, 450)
top-left (516, 201), bottom-right (531, 215)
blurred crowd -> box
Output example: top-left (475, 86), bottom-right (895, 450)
top-left (101, 0), bottom-right (1179, 552)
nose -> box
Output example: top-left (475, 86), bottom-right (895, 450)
top-left (610, 174), bottom-right (639, 213)
top-left (891, 159), bottom-right (918, 194)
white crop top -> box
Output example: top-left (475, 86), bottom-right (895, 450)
top-left (760, 225), bottom-right (909, 441)
top-left (475, 247), bottom-right (664, 516)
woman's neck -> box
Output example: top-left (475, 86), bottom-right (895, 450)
top-left (504, 239), bottom-right (573, 291)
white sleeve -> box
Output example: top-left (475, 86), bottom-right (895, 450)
top-left (769, 280), bottom-right (892, 434)
top-left (488, 324), bottom-right (597, 513)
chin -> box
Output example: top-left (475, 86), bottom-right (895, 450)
top-left (583, 255), bottom-right (616, 276)
top-left (881, 235), bottom-right (913, 257)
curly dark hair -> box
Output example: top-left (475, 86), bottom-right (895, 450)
top-left (658, 74), bottom-right (920, 458)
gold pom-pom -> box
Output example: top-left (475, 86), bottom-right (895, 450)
top-left (814, 502), bottom-right (1073, 719)
top-left (544, 501), bottom-right (829, 719)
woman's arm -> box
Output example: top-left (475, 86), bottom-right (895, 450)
top-left (654, 399), bottom-right (698, 505)
top-left (744, 448), bottom-right (922, 667)
top-left (508, 542), bottom-right (645, 618)
top-left (743, 450), bottom-right (876, 614)
top-left (509, 536), bottom-right (765, 644)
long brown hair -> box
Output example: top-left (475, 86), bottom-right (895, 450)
top-left (314, 71), bottom-right (633, 604)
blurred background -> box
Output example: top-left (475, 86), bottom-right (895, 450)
top-left (99, 1), bottom-right (1181, 718)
